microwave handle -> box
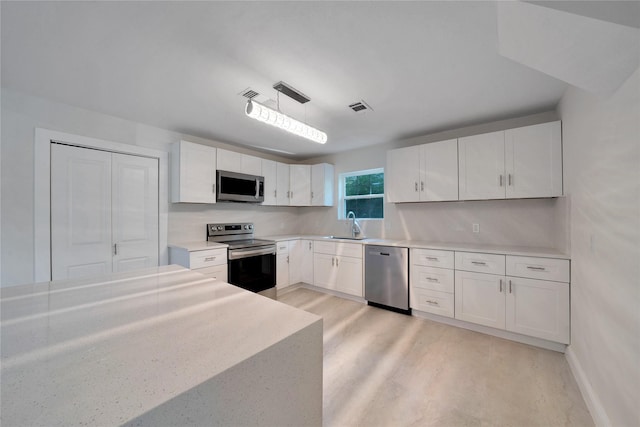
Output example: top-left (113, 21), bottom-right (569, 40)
top-left (255, 180), bottom-right (259, 199)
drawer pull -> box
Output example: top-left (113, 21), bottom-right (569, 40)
top-left (471, 261), bottom-right (487, 266)
top-left (499, 279), bottom-right (503, 293)
top-left (204, 256), bottom-right (216, 262)
top-left (526, 266), bottom-right (546, 271)
top-left (425, 257), bottom-right (439, 261)
top-left (426, 300), bottom-right (439, 306)
top-left (509, 280), bottom-right (512, 294)
top-left (426, 277), bottom-right (439, 282)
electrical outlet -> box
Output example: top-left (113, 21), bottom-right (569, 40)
top-left (472, 223), bottom-right (480, 233)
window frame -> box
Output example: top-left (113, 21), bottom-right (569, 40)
top-left (338, 167), bottom-right (385, 220)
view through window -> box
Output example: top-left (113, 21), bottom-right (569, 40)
top-left (340, 168), bottom-right (384, 219)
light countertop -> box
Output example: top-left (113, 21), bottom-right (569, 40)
top-left (0, 265), bottom-right (322, 426)
top-left (168, 241), bottom-right (228, 251)
top-left (259, 235), bottom-right (570, 259)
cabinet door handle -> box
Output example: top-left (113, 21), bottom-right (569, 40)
top-left (499, 175), bottom-right (504, 187)
top-left (509, 280), bottom-right (512, 294)
top-left (415, 182), bottom-right (418, 192)
top-left (332, 257), bottom-right (335, 266)
top-left (287, 255), bottom-right (289, 264)
top-left (311, 191), bottom-right (314, 199)
top-left (212, 184), bottom-right (216, 193)
top-left (113, 243), bottom-right (118, 256)
top-left (425, 257), bottom-right (439, 261)
top-left (526, 266), bottom-right (546, 271)
top-left (308, 242), bottom-right (312, 250)
top-left (471, 261), bottom-right (487, 266)
top-left (499, 279), bottom-right (503, 293)
top-left (421, 181), bottom-right (424, 191)
top-left (508, 174), bottom-right (512, 186)
top-left (204, 256), bottom-right (216, 262)
top-left (426, 300), bottom-right (439, 306)
top-left (426, 277), bottom-right (439, 282)
top-left (274, 190), bottom-right (277, 197)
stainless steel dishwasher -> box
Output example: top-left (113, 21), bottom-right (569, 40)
top-left (365, 245), bottom-right (410, 314)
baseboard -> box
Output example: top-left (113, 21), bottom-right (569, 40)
top-left (299, 283), bottom-right (366, 304)
top-left (565, 346), bottom-right (610, 427)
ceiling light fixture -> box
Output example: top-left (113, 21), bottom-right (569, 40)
top-left (245, 99), bottom-right (327, 144)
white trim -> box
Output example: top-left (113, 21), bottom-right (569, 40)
top-left (34, 128), bottom-right (169, 282)
top-left (565, 346), bottom-right (610, 427)
top-left (300, 283), bottom-right (367, 304)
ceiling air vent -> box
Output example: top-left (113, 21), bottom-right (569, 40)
top-left (240, 88), bottom-right (260, 99)
top-left (348, 100), bottom-right (372, 113)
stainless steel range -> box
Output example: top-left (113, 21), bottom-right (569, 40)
top-left (207, 223), bottom-right (277, 299)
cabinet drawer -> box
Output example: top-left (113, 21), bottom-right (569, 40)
top-left (411, 248), bottom-right (454, 269)
top-left (411, 265), bottom-right (454, 293)
top-left (314, 240), bottom-right (336, 255)
top-left (190, 248), bottom-right (227, 269)
top-left (411, 288), bottom-right (454, 318)
top-left (455, 252), bottom-right (505, 275)
top-left (197, 264), bottom-right (228, 282)
top-left (276, 241), bottom-right (291, 254)
top-left (506, 256), bottom-right (570, 283)
top-left (335, 243), bottom-right (362, 259)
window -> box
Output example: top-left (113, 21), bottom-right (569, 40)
top-left (339, 168), bottom-right (384, 219)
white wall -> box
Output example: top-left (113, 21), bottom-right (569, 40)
top-left (299, 111), bottom-right (568, 249)
top-left (559, 68), bottom-right (640, 426)
top-left (0, 89), bottom-right (299, 286)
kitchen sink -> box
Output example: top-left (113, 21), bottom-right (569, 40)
top-left (327, 235), bottom-right (367, 241)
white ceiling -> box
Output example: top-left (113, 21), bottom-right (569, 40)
top-left (0, 1), bottom-right (627, 159)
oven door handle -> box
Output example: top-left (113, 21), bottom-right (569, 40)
top-left (228, 247), bottom-right (276, 260)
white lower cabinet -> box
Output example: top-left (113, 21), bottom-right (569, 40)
top-left (313, 241), bottom-right (363, 297)
top-left (454, 254), bottom-right (570, 344)
top-left (169, 246), bottom-right (228, 282)
top-left (410, 249), bottom-right (455, 318)
top-left (454, 270), bottom-right (506, 329)
top-left (276, 241), bottom-right (291, 290)
top-left (290, 239), bottom-right (314, 285)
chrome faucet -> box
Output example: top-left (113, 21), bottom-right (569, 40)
top-left (346, 211), bottom-right (362, 238)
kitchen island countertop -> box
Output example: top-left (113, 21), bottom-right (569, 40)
top-left (0, 265), bottom-right (322, 426)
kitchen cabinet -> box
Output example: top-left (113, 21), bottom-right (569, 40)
top-left (505, 121), bottom-right (563, 198)
top-left (170, 140), bottom-right (217, 203)
top-left (276, 240), bottom-right (291, 289)
top-left (276, 162), bottom-right (290, 206)
top-left (458, 121), bottom-right (562, 200)
top-left (454, 251), bottom-right (570, 343)
top-left (458, 130), bottom-right (506, 200)
top-left (386, 139), bottom-right (458, 202)
top-left (410, 249), bottom-right (455, 318)
top-left (261, 159), bottom-right (278, 206)
top-left (313, 241), bottom-right (363, 297)
top-left (311, 163), bottom-right (334, 206)
top-left (290, 239), bottom-right (314, 285)
top-left (216, 148), bottom-right (262, 175)
top-left (169, 245), bottom-right (228, 282)
top-left (290, 165), bottom-right (311, 206)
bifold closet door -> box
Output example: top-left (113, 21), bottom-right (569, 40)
top-left (51, 144), bottom-right (113, 280)
top-left (111, 153), bottom-right (159, 273)
top-left (51, 144), bottom-right (159, 280)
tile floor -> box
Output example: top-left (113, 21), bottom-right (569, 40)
top-left (278, 287), bottom-right (594, 427)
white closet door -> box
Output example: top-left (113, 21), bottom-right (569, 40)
top-left (112, 153), bottom-right (159, 273)
top-left (51, 144), bottom-right (113, 280)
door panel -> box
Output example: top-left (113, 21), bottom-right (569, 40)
top-left (112, 153), bottom-right (159, 273)
top-left (386, 145), bottom-right (420, 202)
top-left (458, 131), bottom-right (505, 200)
top-left (421, 139), bottom-right (459, 201)
top-left (51, 144), bottom-right (113, 280)
top-left (454, 271), bottom-right (505, 329)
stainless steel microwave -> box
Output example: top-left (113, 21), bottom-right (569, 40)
top-left (216, 170), bottom-right (264, 203)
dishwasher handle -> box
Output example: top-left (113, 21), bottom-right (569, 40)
top-left (368, 250), bottom-right (391, 256)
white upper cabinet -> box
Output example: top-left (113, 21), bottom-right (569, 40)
top-left (505, 121), bottom-right (562, 198)
top-left (387, 139), bottom-right (458, 202)
top-left (311, 163), bottom-right (334, 206)
top-left (170, 140), bottom-right (217, 203)
top-left (421, 139), bottom-right (459, 201)
top-left (276, 162), bottom-right (290, 206)
top-left (262, 159), bottom-right (278, 206)
top-left (217, 148), bottom-right (262, 175)
top-left (290, 165), bottom-right (311, 206)
top-left (458, 121), bottom-right (563, 201)
top-left (387, 145), bottom-right (421, 202)
top-left (458, 130), bottom-right (506, 200)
